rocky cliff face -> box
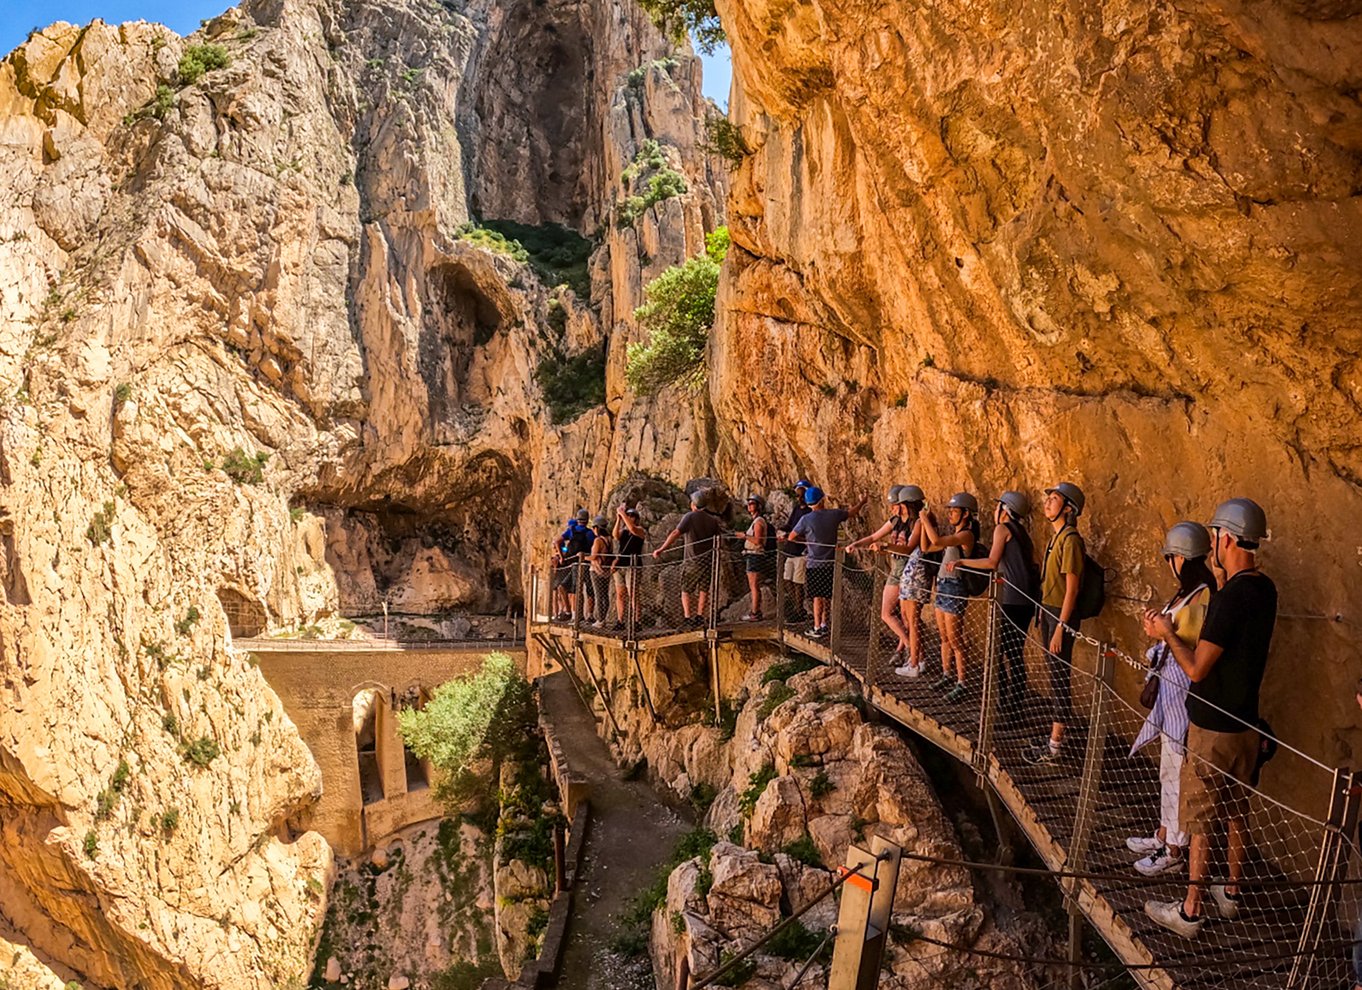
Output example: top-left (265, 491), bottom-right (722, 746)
top-left (711, 0), bottom-right (1362, 789)
top-left (0, 0), bottom-right (723, 986)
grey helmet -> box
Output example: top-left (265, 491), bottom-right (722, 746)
top-left (896, 484), bottom-right (926, 505)
top-left (946, 492), bottom-right (979, 514)
top-left (886, 485), bottom-right (903, 504)
top-left (997, 490), bottom-right (1030, 518)
top-left (1209, 498), bottom-right (1269, 546)
top-left (745, 493), bottom-right (765, 511)
top-left (575, 508), bottom-right (590, 523)
top-left (1045, 482), bottom-right (1085, 517)
top-left (1162, 521), bottom-right (1211, 559)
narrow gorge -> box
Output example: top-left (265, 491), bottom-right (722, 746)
top-left (1, 0), bottom-right (1360, 988)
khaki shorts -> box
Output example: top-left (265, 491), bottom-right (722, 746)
top-left (611, 568), bottom-right (636, 591)
top-left (1179, 724), bottom-right (1257, 831)
top-left (782, 555), bottom-right (807, 585)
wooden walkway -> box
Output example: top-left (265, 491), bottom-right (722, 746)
top-left (529, 553), bottom-right (1355, 990)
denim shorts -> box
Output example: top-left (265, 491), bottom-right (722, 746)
top-left (934, 575), bottom-right (968, 616)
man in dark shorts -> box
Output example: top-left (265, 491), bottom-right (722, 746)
top-left (778, 479), bottom-right (814, 621)
top-left (552, 510), bottom-right (592, 620)
top-left (1144, 498), bottom-right (1276, 938)
top-left (790, 486), bottom-right (865, 639)
top-left (652, 489), bottom-right (725, 626)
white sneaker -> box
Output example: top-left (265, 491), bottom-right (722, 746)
top-left (1134, 847), bottom-right (1183, 877)
top-left (1126, 835), bottom-right (1163, 855)
top-left (1144, 899), bottom-right (1203, 938)
top-left (1209, 884), bottom-right (1241, 920)
top-left (894, 663), bottom-right (921, 679)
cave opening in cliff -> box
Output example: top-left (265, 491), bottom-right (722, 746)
top-left (419, 260), bottom-right (509, 424)
top-left (217, 588), bottom-right (266, 638)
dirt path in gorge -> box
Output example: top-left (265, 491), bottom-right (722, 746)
top-left (540, 670), bottom-right (690, 990)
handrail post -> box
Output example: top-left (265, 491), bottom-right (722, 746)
top-left (627, 559), bottom-right (637, 644)
top-left (863, 551), bottom-right (879, 687)
top-left (830, 546), bottom-right (845, 659)
top-left (709, 534), bottom-right (720, 631)
top-left (1286, 766), bottom-right (1361, 989)
top-left (774, 543), bottom-right (786, 643)
top-left (573, 558), bottom-right (584, 636)
top-left (975, 578), bottom-right (1000, 774)
top-left (1063, 643), bottom-right (1113, 990)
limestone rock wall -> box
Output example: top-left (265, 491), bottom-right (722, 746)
top-left (0, 0), bottom-right (724, 986)
top-left (710, 0), bottom-right (1362, 802)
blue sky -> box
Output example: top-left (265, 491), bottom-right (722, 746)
top-left (0, 2), bottom-right (733, 106)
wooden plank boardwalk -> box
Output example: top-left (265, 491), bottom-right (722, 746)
top-left (529, 559), bottom-right (1350, 990)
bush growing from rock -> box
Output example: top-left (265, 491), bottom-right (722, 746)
top-left (181, 736), bottom-right (220, 767)
top-left (535, 347), bottom-right (606, 424)
top-left (626, 253), bottom-right (719, 396)
top-left (178, 44), bottom-right (230, 84)
top-left (221, 447), bottom-right (268, 484)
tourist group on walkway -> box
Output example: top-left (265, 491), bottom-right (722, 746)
top-left (550, 479), bottom-right (1280, 943)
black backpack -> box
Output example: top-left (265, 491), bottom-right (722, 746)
top-left (567, 526), bottom-right (595, 560)
top-left (958, 523), bottom-right (991, 598)
top-left (761, 515), bottom-right (777, 554)
top-left (1054, 529), bottom-right (1106, 621)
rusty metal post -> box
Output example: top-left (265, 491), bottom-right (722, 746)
top-left (863, 551), bottom-right (880, 687)
top-left (1286, 766), bottom-right (1361, 989)
top-left (775, 543), bottom-right (787, 643)
top-left (830, 546), bottom-right (845, 658)
top-left (975, 577), bottom-right (1001, 773)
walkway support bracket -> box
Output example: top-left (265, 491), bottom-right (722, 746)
top-left (828, 836), bottom-right (901, 990)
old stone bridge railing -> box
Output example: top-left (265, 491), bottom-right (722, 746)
top-left (529, 539), bottom-right (1361, 990)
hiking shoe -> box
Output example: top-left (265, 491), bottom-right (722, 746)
top-left (888, 645), bottom-right (906, 666)
top-left (1126, 835), bottom-right (1163, 855)
top-left (806, 626), bottom-right (827, 639)
top-left (1022, 738), bottom-right (1061, 766)
top-left (1144, 900), bottom-right (1202, 939)
top-left (741, 612), bottom-right (763, 622)
top-left (931, 673), bottom-right (954, 691)
top-left (554, 612), bottom-right (571, 622)
top-left (1209, 885), bottom-right (1241, 920)
top-left (1134, 847), bottom-right (1184, 877)
top-left (945, 682), bottom-right (968, 703)
top-left (894, 662), bottom-right (921, 679)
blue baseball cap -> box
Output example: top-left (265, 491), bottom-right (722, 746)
top-left (803, 486), bottom-right (825, 505)
top-left (794, 478), bottom-right (813, 490)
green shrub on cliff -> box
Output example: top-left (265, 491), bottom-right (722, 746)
top-left (635, 0), bottom-right (723, 53)
top-left (615, 140), bottom-right (688, 228)
top-left (178, 44), bottom-right (230, 84)
top-left (535, 346), bottom-right (606, 424)
top-left (625, 249), bottom-right (720, 396)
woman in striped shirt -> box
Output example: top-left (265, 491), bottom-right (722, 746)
top-left (1126, 522), bottom-right (1218, 877)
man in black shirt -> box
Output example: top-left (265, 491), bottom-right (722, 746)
top-left (777, 479), bottom-right (814, 621)
top-left (1144, 498), bottom-right (1276, 939)
top-left (653, 490), bottom-right (725, 626)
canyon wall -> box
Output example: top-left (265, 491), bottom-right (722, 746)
top-left (709, 0), bottom-right (1362, 803)
top-left (0, 0), bottom-right (723, 986)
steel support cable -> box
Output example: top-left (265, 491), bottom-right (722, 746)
top-left (890, 925), bottom-right (1362, 970)
top-left (785, 929), bottom-right (834, 988)
top-left (891, 845), bottom-right (1362, 889)
top-left (689, 854), bottom-right (888, 990)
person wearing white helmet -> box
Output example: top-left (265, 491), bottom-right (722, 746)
top-left (1144, 498), bottom-right (1276, 940)
top-left (846, 485), bottom-right (915, 664)
top-left (1125, 522), bottom-right (1217, 879)
top-left (920, 492), bottom-right (979, 703)
top-left (653, 488), bottom-right (725, 627)
top-left (946, 490), bottom-right (1037, 709)
top-left (1024, 481), bottom-right (1088, 765)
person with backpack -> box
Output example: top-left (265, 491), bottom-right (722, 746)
top-left (921, 492), bottom-right (979, 703)
top-left (891, 487), bottom-right (939, 679)
top-left (777, 479), bottom-right (814, 622)
top-left (1125, 522), bottom-right (1216, 878)
top-left (1144, 499), bottom-right (1277, 940)
top-left (846, 486), bottom-right (915, 662)
top-left (946, 491), bottom-right (1037, 709)
top-left (587, 515), bottom-right (614, 628)
top-left (612, 504), bottom-right (645, 630)
top-left (740, 494), bottom-right (775, 621)
top-left (1024, 482), bottom-right (1088, 765)
top-left (555, 510), bottom-right (595, 621)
